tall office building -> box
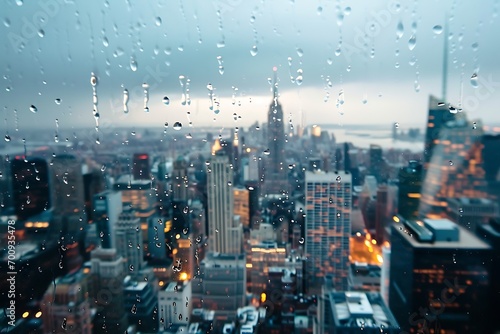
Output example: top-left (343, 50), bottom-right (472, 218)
top-left (132, 153), bottom-right (150, 180)
top-left (41, 270), bottom-right (92, 334)
top-left (477, 219), bottom-right (500, 334)
top-left (11, 157), bottom-right (51, 221)
top-left (419, 116), bottom-right (489, 217)
top-left (263, 67), bottom-right (289, 195)
top-left (369, 144), bottom-right (384, 182)
top-left (192, 253), bottom-right (246, 313)
top-left (234, 187), bottom-right (250, 228)
top-left (389, 218), bottom-right (493, 333)
top-left (172, 155), bottom-right (189, 202)
top-left (174, 237), bottom-right (194, 281)
top-left (207, 151), bottom-right (242, 254)
top-left (423, 95), bottom-right (459, 169)
top-left (158, 281), bottom-right (192, 330)
top-left (115, 208), bottom-right (144, 274)
top-left (305, 170), bottom-right (352, 291)
top-left (93, 190), bottom-right (123, 249)
top-left (90, 247), bottom-right (128, 333)
top-left (398, 160), bottom-right (422, 220)
top-left (51, 154), bottom-right (87, 236)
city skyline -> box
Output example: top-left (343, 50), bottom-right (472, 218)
top-left (1, 1), bottom-right (500, 132)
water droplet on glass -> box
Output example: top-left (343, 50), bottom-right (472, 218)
top-left (433, 25), bottom-right (443, 35)
top-left (155, 17), bottom-right (162, 26)
top-left (38, 29), bottom-right (45, 38)
top-left (131, 304), bottom-right (137, 314)
top-left (470, 73), bottom-right (479, 88)
top-left (250, 45), bottom-right (258, 56)
top-left (61, 318), bottom-right (67, 330)
top-left (173, 122), bottom-right (182, 130)
top-left (296, 48), bottom-right (304, 57)
top-left (130, 57), bottom-right (138, 71)
top-left (30, 105), bottom-right (37, 113)
top-left (396, 21), bottom-right (404, 39)
top-left (54, 98), bottom-right (61, 105)
top-left (449, 160), bottom-right (454, 166)
top-left (299, 237), bottom-right (305, 244)
top-left (263, 149), bottom-right (270, 155)
top-left (317, 6), bottom-right (323, 15)
top-left (129, 264), bottom-right (134, 271)
top-left (408, 35), bottom-right (416, 50)
top-left (394, 122), bottom-right (399, 128)
top-left (336, 176), bottom-right (342, 182)
top-left (4, 135), bottom-right (11, 142)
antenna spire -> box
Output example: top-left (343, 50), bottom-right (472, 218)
top-left (272, 66), bottom-right (278, 99)
top-left (442, 17), bottom-right (449, 103)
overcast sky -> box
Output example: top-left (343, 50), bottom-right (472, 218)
top-left (1, 0), bottom-right (499, 135)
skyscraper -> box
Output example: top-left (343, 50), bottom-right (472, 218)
top-left (172, 155), bottom-right (189, 202)
top-left (398, 160), bottom-right (422, 220)
top-left (51, 154), bottom-right (87, 236)
top-left (369, 144), bottom-right (384, 182)
top-left (423, 95), bottom-right (458, 169)
top-left (90, 247), bottom-right (128, 333)
top-left (11, 157), bottom-right (51, 221)
top-left (305, 170), bottom-right (352, 291)
top-left (419, 115), bottom-right (489, 217)
top-left (41, 270), bottom-right (92, 334)
top-left (263, 67), bottom-right (289, 195)
top-left (389, 218), bottom-right (493, 333)
top-left (132, 153), bottom-right (150, 180)
top-left (93, 190), bottom-right (123, 249)
top-left (207, 151), bottom-right (242, 255)
top-left (115, 208), bottom-right (144, 274)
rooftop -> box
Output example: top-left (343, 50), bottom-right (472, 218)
top-left (394, 218), bottom-right (490, 249)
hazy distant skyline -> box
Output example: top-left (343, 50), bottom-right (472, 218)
top-left (1, 0), bottom-right (500, 135)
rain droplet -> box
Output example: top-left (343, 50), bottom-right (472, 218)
top-left (470, 73), bottom-right (479, 88)
top-left (408, 35), bottom-right (417, 50)
top-left (263, 149), bottom-right (270, 155)
top-left (396, 21), bottom-right (404, 39)
top-left (38, 29), bottom-right (45, 38)
top-left (394, 122), bottom-right (399, 128)
top-left (336, 176), bottom-right (342, 182)
top-left (250, 45), bottom-right (258, 56)
top-left (449, 160), bottom-right (454, 166)
top-left (299, 237), bottom-right (305, 244)
top-left (4, 135), bottom-right (11, 142)
top-left (54, 98), bottom-right (61, 105)
top-left (101, 164), bottom-right (106, 172)
top-left (131, 304), bottom-right (137, 314)
top-left (296, 48), bottom-right (304, 57)
top-left (155, 17), bottom-right (162, 26)
top-left (433, 25), bottom-right (443, 35)
top-left (173, 122), bottom-right (182, 130)
top-left (30, 105), bottom-right (37, 113)
top-left (130, 57), bottom-right (138, 72)
top-left (129, 264), bottom-right (134, 271)
top-left (163, 96), bottom-right (170, 105)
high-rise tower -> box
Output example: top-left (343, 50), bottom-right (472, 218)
top-left (305, 170), bottom-right (352, 291)
top-left (207, 151), bottom-right (242, 254)
top-left (263, 67), bottom-right (289, 195)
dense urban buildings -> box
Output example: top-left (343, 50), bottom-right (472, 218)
top-left (1, 2), bottom-right (500, 332)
